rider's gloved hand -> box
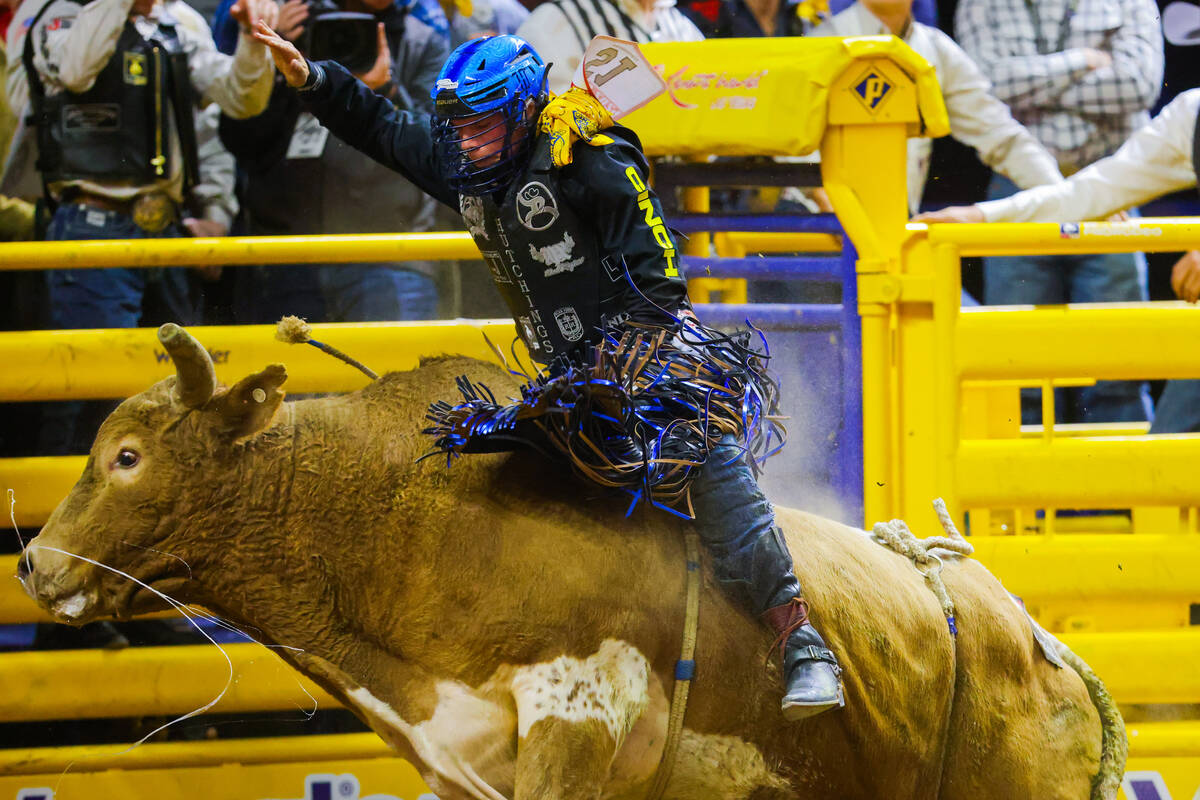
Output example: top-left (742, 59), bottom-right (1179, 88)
top-left (537, 86), bottom-right (615, 169)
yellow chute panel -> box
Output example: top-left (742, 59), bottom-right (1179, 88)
top-left (628, 36), bottom-right (949, 157)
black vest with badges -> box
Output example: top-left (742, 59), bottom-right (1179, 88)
top-left (460, 138), bottom-right (625, 364)
top-left (24, 10), bottom-right (196, 189)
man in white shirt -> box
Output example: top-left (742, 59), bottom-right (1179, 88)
top-left (806, 0), bottom-right (1064, 216)
top-left (918, 88), bottom-right (1200, 434)
top-left (516, 0), bottom-right (704, 95)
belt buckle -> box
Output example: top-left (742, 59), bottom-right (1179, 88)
top-left (132, 193), bottom-right (175, 233)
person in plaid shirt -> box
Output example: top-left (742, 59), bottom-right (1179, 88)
top-left (954, 0), bottom-right (1164, 425)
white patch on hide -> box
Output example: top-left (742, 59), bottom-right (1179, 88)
top-left (347, 684), bottom-right (512, 800)
top-left (510, 638), bottom-right (650, 744)
top-left (53, 592), bottom-right (89, 620)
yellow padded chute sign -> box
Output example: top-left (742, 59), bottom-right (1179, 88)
top-left (627, 36), bottom-right (950, 157)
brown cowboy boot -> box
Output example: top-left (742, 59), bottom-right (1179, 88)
top-left (763, 596), bottom-right (844, 721)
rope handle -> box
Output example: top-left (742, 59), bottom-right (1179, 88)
top-left (872, 498), bottom-right (972, 637)
top-left (645, 532), bottom-right (701, 800)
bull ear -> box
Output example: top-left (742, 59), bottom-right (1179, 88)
top-left (159, 323), bottom-right (216, 409)
top-left (210, 364), bottom-right (288, 441)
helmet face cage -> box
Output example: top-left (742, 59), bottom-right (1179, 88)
top-left (431, 36), bottom-right (548, 196)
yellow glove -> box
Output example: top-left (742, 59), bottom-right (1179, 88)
top-left (538, 86), bottom-right (616, 169)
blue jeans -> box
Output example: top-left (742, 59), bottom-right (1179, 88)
top-left (688, 435), bottom-right (797, 614)
top-left (983, 174), bottom-right (1152, 424)
top-left (45, 203), bottom-right (196, 328)
top-left (41, 203), bottom-right (195, 454)
top-left (1150, 380), bottom-right (1200, 433)
top-left (316, 263), bottom-right (438, 322)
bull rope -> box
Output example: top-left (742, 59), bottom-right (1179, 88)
top-left (871, 499), bottom-right (971, 800)
top-left (871, 498), bottom-right (973, 636)
top-left (645, 531), bottom-right (702, 800)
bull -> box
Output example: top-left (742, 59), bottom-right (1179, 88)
top-left (18, 324), bottom-right (1125, 800)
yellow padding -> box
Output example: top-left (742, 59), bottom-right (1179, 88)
top-left (958, 303), bottom-right (1200, 381)
top-left (0, 732), bottom-right (389, 776)
top-left (0, 321), bottom-right (521, 402)
top-left (1064, 630), bottom-right (1200, 705)
top-left (956, 437), bottom-right (1200, 507)
top-left (630, 36), bottom-right (949, 157)
top-left (0, 643), bottom-right (334, 722)
top-left (969, 535), bottom-right (1200, 602)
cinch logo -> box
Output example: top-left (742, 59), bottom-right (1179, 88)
top-left (852, 68), bottom-right (893, 112)
top-left (624, 167), bottom-right (679, 278)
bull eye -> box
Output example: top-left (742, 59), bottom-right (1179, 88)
top-left (114, 448), bottom-right (141, 469)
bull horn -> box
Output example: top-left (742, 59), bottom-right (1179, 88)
top-left (158, 323), bottom-right (216, 408)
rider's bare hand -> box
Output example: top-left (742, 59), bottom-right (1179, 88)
top-left (253, 20), bottom-right (310, 87)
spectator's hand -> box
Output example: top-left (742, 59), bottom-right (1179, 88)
top-left (1105, 209), bottom-right (1131, 222)
top-left (913, 205), bottom-right (985, 224)
top-left (276, 0), bottom-right (309, 41)
top-left (354, 23), bottom-right (392, 91)
top-left (254, 20), bottom-right (310, 86)
top-left (232, 0), bottom-right (279, 33)
top-left (1082, 47), bottom-right (1113, 71)
top-left (182, 218), bottom-right (228, 280)
top-left (130, 0), bottom-right (156, 18)
top-left (182, 217), bottom-right (228, 238)
top-left (537, 86), bottom-right (614, 168)
top-left (1171, 250), bottom-right (1200, 304)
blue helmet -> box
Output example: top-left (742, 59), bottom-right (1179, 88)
top-left (430, 35), bottom-right (549, 196)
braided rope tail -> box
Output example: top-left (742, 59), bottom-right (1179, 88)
top-left (1054, 640), bottom-right (1128, 800)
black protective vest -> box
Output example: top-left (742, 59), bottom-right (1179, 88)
top-left (459, 140), bottom-right (625, 364)
top-left (25, 10), bottom-right (197, 190)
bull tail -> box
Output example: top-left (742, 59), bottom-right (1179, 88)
top-left (1055, 639), bottom-right (1127, 800)
top-left (275, 316), bottom-right (379, 380)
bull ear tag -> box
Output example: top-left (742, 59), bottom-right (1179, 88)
top-left (213, 365), bottom-right (288, 441)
